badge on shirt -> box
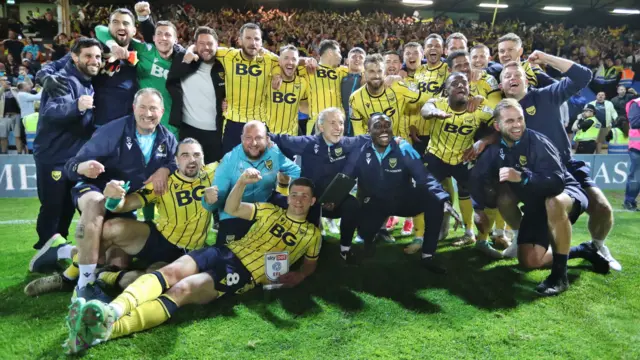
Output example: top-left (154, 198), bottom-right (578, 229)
top-left (51, 171), bottom-right (61, 181)
top-left (526, 106), bottom-right (536, 116)
top-left (519, 155), bottom-right (527, 166)
top-left (265, 251), bottom-right (289, 282)
top-left (126, 137), bottom-right (133, 150)
top-left (335, 147), bottom-right (343, 157)
top-left (389, 158), bottom-right (398, 168)
top-left (265, 159), bottom-right (273, 170)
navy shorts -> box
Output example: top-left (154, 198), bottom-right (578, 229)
top-left (412, 135), bottom-right (430, 156)
top-left (135, 222), bottom-right (188, 265)
top-left (71, 182), bottom-right (136, 220)
top-left (566, 158), bottom-right (596, 189)
top-left (188, 246), bottom-right (255, 296)
top-left (518, 185), bottom-right (588, 249)
top-left (424, 153), bottom-right (471, 194)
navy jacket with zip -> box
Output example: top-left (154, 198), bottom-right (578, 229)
top-left (270, 134), bottom-right (370, 197)
top-left (34, 61), bottom-right (95, 165)
top-left (64, 115), bottom-right (177, 193)
top-left (470, 128), bottom-right (579, 208)
top-left (342, 140), bottom-right (449, 205)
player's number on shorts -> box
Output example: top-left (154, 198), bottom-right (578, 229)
top-left (226, 272), bottom-right (240, 286)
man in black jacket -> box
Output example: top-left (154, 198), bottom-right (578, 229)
top-left (166, 26), bottom-right (225, 163)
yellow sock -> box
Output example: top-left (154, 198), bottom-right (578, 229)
top-left (413, 215), bottom-right (425, 238)
top-left (442, 178), bottom-right (454, 198)
top-left (479, 208), bottom-right (499, 241)
top-left (111, 272), bottom-right (168, 317)
top-left (63, 254), bottom-right (79, 280)
top-left (110, 295), bottom-right (176, 339)
top-left (98, 271), bottom-right (123, 287)
top-left (459, 197), bottom-right (473, 231)
top-left (276, 183), bottom-right (289, 196)
top-left (496, 213), bottom-right (506, 230)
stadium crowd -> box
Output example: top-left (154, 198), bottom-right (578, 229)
top-left (0, 1), bottom-right (636, 355)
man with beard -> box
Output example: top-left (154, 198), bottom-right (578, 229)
top-left (60, 89), bottom-right (177, 302)
top-left (419, 72), bottom-right (502, 257)
top-left (202, 121), bottom-right (300, 245)
top-left (63, 173), bottom-right (320, 355)
top-left (96, 1), bottom-right (184, 138)
top-left (486, 33), bottom-right (556, 89)
top-left (265, 45), bottom-right (309, 135)
top-left (269, 107), bottom-right (421, 264)
top-left (498, 51), bottom-right (620, 272)
top-left (470, 99), bottom-right (610, 295)
top-left (28, 39), bottom-right (102, 265)
top-left (350, 54), bottom-right (432, 137)
top-left (166, 26), bottom-right (226, 163)
top-left (341, 113), bottom-right (461, 273)
top-left (37, 8), bottom-right (139, 128)
top-left (445, 32), bottom-right (468, 55)
top-left (25, 138), bottom-right (217, 297)
top-left (446, 50), bottom-right (501, 109)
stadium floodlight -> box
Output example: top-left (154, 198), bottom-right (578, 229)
top-left (612, 8), bottom-right (640, 14)
top-left (478, 3), bottom-right (508, 9)
top-left (402, 0), bottom-right (434, 5)
top-left (543, 6), bottom-right (572, 11)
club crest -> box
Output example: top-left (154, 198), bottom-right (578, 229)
top-left (265, 159), bottom-right (273, 170)
top-left (389, 158), bottom-right (398, 168)
top-left (335, 147), bottom-right (343, 156)
top-left (526, 106), bottom-right (536, 116)
top-left (519, 155), bottom-right (527, 166)
top-left (51, 171), bottom-right (61, 181)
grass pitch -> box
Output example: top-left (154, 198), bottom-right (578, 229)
top-left (0, 192), bottom-right (638, 359)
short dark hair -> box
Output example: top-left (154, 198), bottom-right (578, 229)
top-left (446, 32), bottom-right (468, 48)
top-left (497, 33), bottom-right (522, 48)
top-left (156, 20), bottom-right (177, 37)
top-left (109, 8), bottom-right (135, 24)
top-left (178, 137), bottom-right (203, 152)
top-left (444, 71), bottom-right (468, 90)
top-left (424, 34), bottom-right (443, 46)
top-left (289, 177), bottom-right (316, 197)
top-left (383, 50), bottom-right (401, 62)
top-left (71, 37), bottom-right (102, 55)
top-left (446, 50), bottom-right (470, 68)
top-left (364, 53), bottom-right (384, 68)
top-left (194, 26), bottom-right (218, 42)
top-left (319, 40), bottom-right (340, 57)
top-left (471, 43), bottom-right (490, 54)
top-left (239, 23), bottom-right (261, 38)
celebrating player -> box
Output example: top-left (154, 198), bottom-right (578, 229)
top-left (63, 171), bottom-right (321, 354)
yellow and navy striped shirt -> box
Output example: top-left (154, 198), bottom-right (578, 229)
top-left (521, 60), bottom-right (546, 88)
top-left (349, 81), bottom-right (432, 137)
top-left (302, 64), bottom-right (350, 133)
top-left (404, 73), bottom-right (431, 137)
top-left (228, 203), bottom-right (321, 284)
top-left (135, 163), bottom-right (218, 250)
top-left (427, 98), bottom-right (494, 165)
top-left (216, 47), bottom-right (280, 123)
top-left (413, 62), bottom-right (449, 97)
top-left (470, 71), bottom-right (502, 109)
top-left (265, 70), bottom-right (309, 135)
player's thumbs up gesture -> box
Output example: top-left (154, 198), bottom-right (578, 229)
top-left (204, 185), bottom-right (219, 205)
top-left (104, 180), bottom-right (126, 199)
top-left (239, 168), bottom-right (262, 185)
top-left (77, 160), bottom-right (105, 179)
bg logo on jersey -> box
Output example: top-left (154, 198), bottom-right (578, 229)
top-left (150, 63), bottom-right (168, 79)
top-left (273, 92), bottom-right (297, 104)
top-left (175, 185), bottom-right (205, 206)
top-left (443, 123), bottom-right (474, 135)
top-left (316, 69), bottom-right (337, 79)
top-left (269, 223), bottom-right (297, 245)
top-left (236, 64), bottom-right (263, 76)
top-left (382, 107), bottom-right (396, 117)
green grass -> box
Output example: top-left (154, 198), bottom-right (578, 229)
top-left (1, 192), bottom-right (639, 359)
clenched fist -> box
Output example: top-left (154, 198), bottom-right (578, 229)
top-left (204, 185), bottom-right (219, 205)
top-left (77, 160), bottom-right (105, 179)
top-left (239, 168), bottom-right (262, 185)
top-left (134, 1), bottom-right (151, 17)
top-left (78, 95), bottom-right (94, 112)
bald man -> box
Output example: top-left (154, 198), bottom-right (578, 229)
top-left (203, 121), bottom-right (301, 245)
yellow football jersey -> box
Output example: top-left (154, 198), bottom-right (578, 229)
top-left (470, 71), bottom-right (502, 109)
top-left (404, 74), bottom-right (431, 137)
top-left (413, 62), bottom-right (449, 96)
top-left (521, 60), bottom-right (545, 88)
top-left (265, 70), bottom-right (309, 135)
top-left (303, 64), bottom-right (350, 133)
top-left (228, 203), bottom-right (321, 285)
top-left (349, 82), bottom-right (432, 137)
top-left (135, 163), bottom-right (218, 250)
top-left (216, 47), bottom-right (280, 123)
top-left (427, 98), bottom-right (494, 165)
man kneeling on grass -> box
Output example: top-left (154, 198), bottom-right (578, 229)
top-left (63, 169), bottom-right (322, 354)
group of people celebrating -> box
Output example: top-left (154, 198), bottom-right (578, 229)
top-left (22, 2), bottom-right (621, 355)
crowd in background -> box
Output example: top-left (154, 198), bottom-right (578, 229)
top-left (0, 2), bottom-right (638, 154)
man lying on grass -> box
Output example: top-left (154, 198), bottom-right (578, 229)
top-left (63, 170), bottom-right (322, 354)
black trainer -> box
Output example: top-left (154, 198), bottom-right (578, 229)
top-left (339, 248), bottom-right (360, 265)
top-left (575, 241), bottom-right (611, 274)
top-left (536, 274), bottom-right (569, 296)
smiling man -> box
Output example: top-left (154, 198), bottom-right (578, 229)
top-left (470, 99), bottom-right (610, 295)
top-left (342, 113), bottom-right (461, 273)
top-left (63, 172), bottom-right (321, 355)
top-left (60, 88), bottom-right (177, 302)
